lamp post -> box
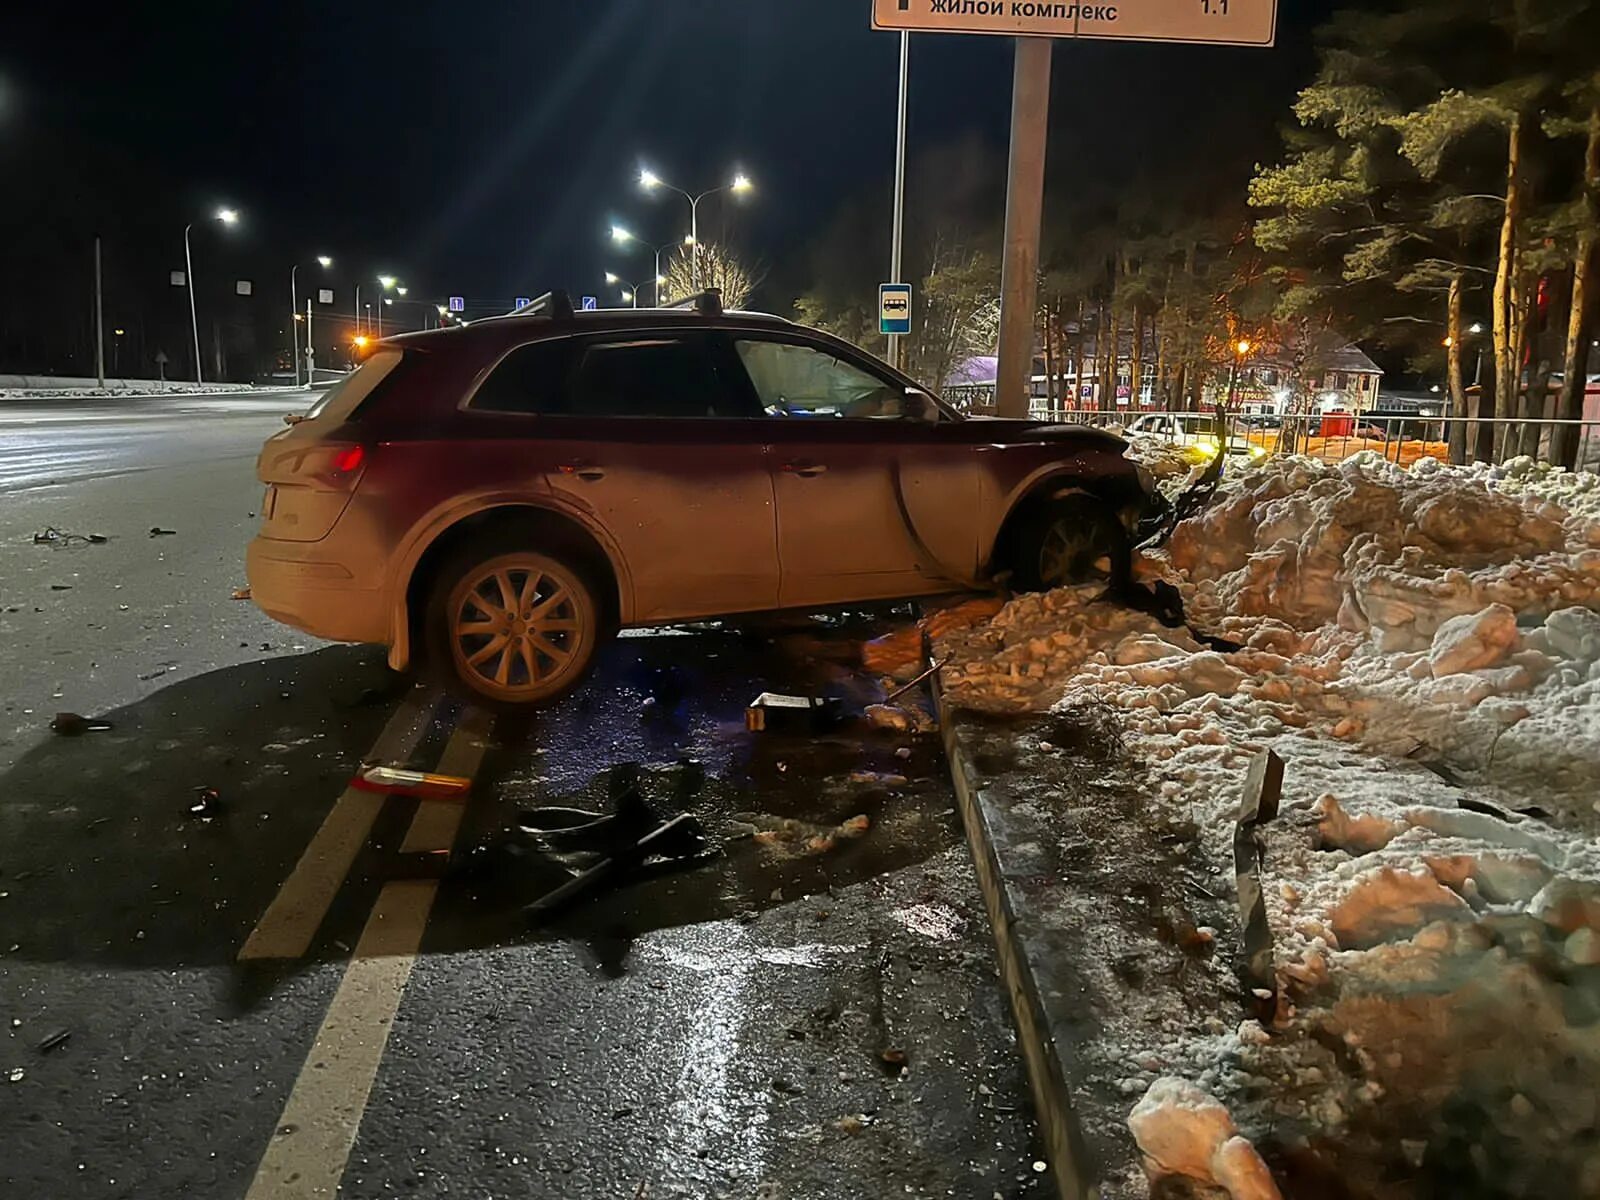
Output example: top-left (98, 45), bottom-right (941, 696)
top-left (183, 207), bottom-right (238, 384)
top-left (610, 226), bottom-right (692, 305)
top-left (376, 275), bottom-right (397, 337)
top-left (290, 255), bottom-right (332, 386)
top-left (606, 272), bottom-right (664, 310)
top-left (1227, 339), bottom-right (1253, 411)
top-left (637, 168), bottom-right (753, 291)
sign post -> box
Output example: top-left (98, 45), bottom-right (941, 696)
top-left (871, 0), bottom-right (1276, 417)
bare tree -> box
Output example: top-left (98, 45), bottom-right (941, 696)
top-left (661, 243), bottom-right (765, 311)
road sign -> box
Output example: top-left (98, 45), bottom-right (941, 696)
top-left (318, 288), bottom-right (334, 305)
top-left (880, 284), bottom-right (913, 336)
top-left (514, 296), bottom-right (531, 309)
top-left (871, 0), bottom-right (1276, 47)
top-left (581, 295), bottom-right (598, 311)
top-left (235, 280), bottom-right (253, 297)
top-left (169, 270), bottom-right (186, 287)
top-left (448, 295), bottom-right (465, 313)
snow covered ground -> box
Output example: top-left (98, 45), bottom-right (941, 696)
top-left (935, 451), bottom-right (1600, 1197)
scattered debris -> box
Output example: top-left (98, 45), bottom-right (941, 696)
top-left (1233, 749), bottom-right (1282, 1016)
top-left (32, 527), bottom-right (106, 548)
top-left (846, 770), bottom-right (908, 788)
top-left (833, 1114), bottom-right (869, 1136)
top-left (352, 765), bottom-right (472, 801)
top-left (745, 692), bottom-right (843, 733)
top-left (36, 1030), bottom-right (70, 1054)
top-left (6, 1068), bottom-right (22, 1083)
top-left (48, 584), bottom-right (72, 591)
top-left (230, 586), bottom-right (252, 601)
top-left (879, 1047), bottom-right (908, 1072)
top-left (49, 712), bottom-right (111, 737)
top-left (865, 703), bottom-right (936, 734)
top-left (148, 527), bottom-right (177, 537)
top-left (187, 787), bottom-right (224, 820)
top-left (881, 656), bottom-right (950, 705)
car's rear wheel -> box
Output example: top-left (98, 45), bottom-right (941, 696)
top-left (1012, 495), bottom-right (1130, 593)
top-left (428, 547), bottom-right (603, 706)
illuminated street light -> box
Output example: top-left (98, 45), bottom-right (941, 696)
top-left (396, 286), bottom-right (408, 297)
top-left (291, 254), bottom-right (334, 386)
top-left (635, 164), bottom-right (756, 289)
top-left (621, 290), bottom-right (634, 304)
top-left (1227, 338), bottom-right (1254, 410)
top-left (608, 226), bottom-right (690, 305)
top-left (183, 206), bottom-right (241, 384)
top-left (1470, 323), bottom-right (1484, 334)
top-left (378, 275), bottom-right (397, 289)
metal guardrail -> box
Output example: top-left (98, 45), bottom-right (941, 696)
top-left (1004, 407), bottom-right (1600, 471)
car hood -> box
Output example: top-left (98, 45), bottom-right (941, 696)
top-left (961, 417), bottom-right (1126, 447)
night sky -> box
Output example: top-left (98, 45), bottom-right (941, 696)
top-left (1, 0), bottom-right (1344, 373)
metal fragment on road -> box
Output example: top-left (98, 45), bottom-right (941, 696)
top-left (1234, 749), bottom-right (1284, 1016)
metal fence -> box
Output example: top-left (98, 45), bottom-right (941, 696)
top-left (972, 404), bottom-right (1600, 472)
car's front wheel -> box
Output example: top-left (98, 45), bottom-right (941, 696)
top-left (428, 547), bottom-right (604, 706)
top-left (1011, 494), bottom-right (1130, 593)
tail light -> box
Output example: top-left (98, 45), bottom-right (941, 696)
top-left (260, 441), bottom-right (371, 492)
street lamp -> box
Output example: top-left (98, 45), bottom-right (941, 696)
top-left (637, 166), bottom-right (754, 290)
top-left (183, 207), bottom-right (240, 384)
top-left (606, 272), bottom-right (664, 309)
top-left (611, 224), bottom-right (694, 305)
top-left (1227, 339), bottom-right (1254, 411)
top-left (290, 254), bottom-right (332, 387)
top-left (376, 275), bottom-right (398, 337)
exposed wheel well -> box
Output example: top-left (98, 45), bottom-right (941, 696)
top-left (404, 506), bottom-right (621, 652)
top-left (990, 479), bottom-right (1096, 576)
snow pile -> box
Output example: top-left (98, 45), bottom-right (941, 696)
top-left (936, 452), bottom-right (1600, 1194)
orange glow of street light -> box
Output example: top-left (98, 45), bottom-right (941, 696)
top-left (1236, 339), bottom-right (1253, 356)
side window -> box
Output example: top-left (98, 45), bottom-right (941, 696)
top-left (469, 339), bottom-right (572, 414)
top-left (734, 339), bottom-right (906, 419)
top-left (568, 336), bottom-right (737, 418)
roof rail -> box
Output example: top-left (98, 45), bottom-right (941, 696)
top-left (511, 291), bottom-right (575, 320)
top-left (660, 288), bottom-right (724, 316)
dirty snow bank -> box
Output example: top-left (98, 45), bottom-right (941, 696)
top-left (936, 453), bottom-right (1600, 1196)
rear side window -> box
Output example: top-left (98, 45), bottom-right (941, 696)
top-left (469, 339), bottom-right (572, 414)
top-left (568, 336), bottom-right (738, 418)
top-left (305, 349), bottom-right (404, 422)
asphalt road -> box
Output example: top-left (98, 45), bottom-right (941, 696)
top-left (0, 392), bottom-right (1043, 1198)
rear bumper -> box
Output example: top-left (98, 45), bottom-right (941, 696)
top-left (246, 537), bottom-right (389, 644)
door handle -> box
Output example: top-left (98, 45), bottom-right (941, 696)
top-left (781, 461), bottom-right (827, 478)
top-left (559, 463), bottom-right (607, 482)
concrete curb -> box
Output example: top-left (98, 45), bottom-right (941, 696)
top-left (934, 674), bottom-right (1099, 1200)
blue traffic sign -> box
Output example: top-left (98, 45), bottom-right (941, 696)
top-left (514, 296), bottom-right (531, 309)
top-left (581, 295), bottom-right (598, 311)
top-left (879, 283), bottom-right (912, 335)
top-left (448, 295), bottom-right (465, 313)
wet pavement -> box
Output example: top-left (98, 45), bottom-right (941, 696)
top-left (0, 396), bottom-right (1044, 1198)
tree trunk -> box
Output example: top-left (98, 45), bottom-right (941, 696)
top-left (1075, 300), bottom-right (1091, 412)
top-left (1041, 305), bottom-right (1057, 421)
top-left (1510, 277), bottom-right (1540, 459)
top-left (1554, 101), bottom-right (1599, 470)
top-left (1103, 307), bottom-right (1121, 414)
top-left (1474, 367), bottom-right (1498, 464)
top-left (1130, 312), bottom-right (1145, 410)
top-left (1446, 273), bottom-right (1468, 464)
top-left (1492, 112), bottom-right (1527, 462)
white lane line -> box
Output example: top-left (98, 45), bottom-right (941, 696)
top-left (238, 687), bottom-right (441, 961)
top-left (243, 707), bottom-right (495, 1200)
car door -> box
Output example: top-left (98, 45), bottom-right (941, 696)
top-left (721, 332), bottom-right (983, 608)
top-left (467, 329), bottom-right (778, 622)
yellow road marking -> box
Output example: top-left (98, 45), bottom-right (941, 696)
top-left (238, 686), bottom-right (440, 961)
top-left (243, 707), bottom-right (495, 1200)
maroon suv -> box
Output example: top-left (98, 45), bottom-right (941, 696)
top-left (248, 292), bottom-right (1154, 705)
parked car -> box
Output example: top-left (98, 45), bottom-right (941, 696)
top-left (249, 292), bottom-right (1160, 705)
top-left (1125, 413), bottom-right (1266, 460)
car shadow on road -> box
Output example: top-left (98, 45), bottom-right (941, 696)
top-left (0, 619), bottom-right (960, 983)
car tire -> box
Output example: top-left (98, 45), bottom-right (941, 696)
top-left (425, 541), bottom-right (607, 707)
top-left (1011, 494), bottom-right (1130, 594)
